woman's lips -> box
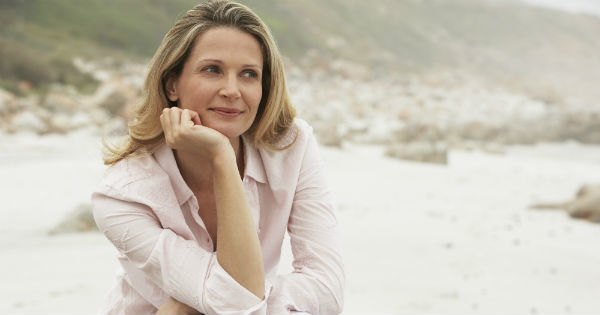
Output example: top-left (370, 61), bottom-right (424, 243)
top-left (210, 107), bottom-right (242, 118)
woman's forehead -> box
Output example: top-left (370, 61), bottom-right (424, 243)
top-left (188, 27), bottom-right (263, 67)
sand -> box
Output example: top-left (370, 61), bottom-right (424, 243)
top-left (1, 131), bottom-right (600, 314)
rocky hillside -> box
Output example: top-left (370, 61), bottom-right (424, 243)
top-left (2, 0), bottom-right (600, 105)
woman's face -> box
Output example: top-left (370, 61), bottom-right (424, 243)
top-left (166, 27), bottom-right (263, 139)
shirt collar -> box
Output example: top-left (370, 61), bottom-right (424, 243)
top-left (154, 136), bottom-right (266, 205)
top-left (154, 144), bottom-right (194, 206)
top-left (242, 134), bottom-right (267, 184)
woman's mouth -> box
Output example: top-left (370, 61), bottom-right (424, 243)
top-left (210, 107), bottom-right (242, 118)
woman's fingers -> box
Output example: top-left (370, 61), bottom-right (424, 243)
top-left (181, 109), bottom-right (195, 128)
top-left (161, 107), bottom-right (224, 154)
top-left (160, 108), bottom-right (173, 147)
top-left (161, 107), bottom-right (183, 148)
top-left (160, 108), bottom-right (172, 133)
top-left (169, 107), bottom-right (182, 126)
top-left (189, 110), bottom-right (202, 126)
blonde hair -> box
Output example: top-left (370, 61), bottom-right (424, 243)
top-left (103, 0), bottom-right (296, 165)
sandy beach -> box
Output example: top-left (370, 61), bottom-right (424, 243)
top-left (1, 130), bottom-right (599, 314)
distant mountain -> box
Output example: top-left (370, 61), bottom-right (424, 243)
top-left (2, 0), bottom-right (599, 105)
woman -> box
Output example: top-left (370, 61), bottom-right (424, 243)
top-left (91, 1), bottom-right (344, 314)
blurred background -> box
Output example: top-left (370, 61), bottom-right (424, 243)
top-left (1, 0), bottom-right (600, 314)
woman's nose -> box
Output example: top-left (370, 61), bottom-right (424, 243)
top-left (219, 74), bottom-right (241, 100)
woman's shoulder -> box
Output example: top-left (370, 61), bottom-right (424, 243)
top-left (259, 118), bottom-right (319, 168)
top-left (275, 118), bottom-right (315, 150)
top-left (255, 118), bottom-right (325, 192)
top-left (292, 118), bottom-right (314, 140)
top-left (96, 153), bottom-right (171, 200)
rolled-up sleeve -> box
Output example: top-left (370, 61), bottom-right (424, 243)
top-left (92, 193), bottom-right (271, 315)
top-left (267, 132), bottom-right (345, 315)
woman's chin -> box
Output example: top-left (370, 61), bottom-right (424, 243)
top-left (203, 122), bottom-right (244, 140)
top-left (200, 112), bottom-right (254, 140)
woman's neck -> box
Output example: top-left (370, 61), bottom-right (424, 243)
top-left (174, 136), bottom-right (244, 191)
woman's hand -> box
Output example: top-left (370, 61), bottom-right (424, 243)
top-left (160, 107), bottom-right (232, 161)
top-left (156, 297), bottom-right (201, 315)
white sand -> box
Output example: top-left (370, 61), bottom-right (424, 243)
top-left (1, 132), bottom-right (600, 314)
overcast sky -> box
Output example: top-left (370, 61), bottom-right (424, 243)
top-left (518, 0), bottom-right (600, 17)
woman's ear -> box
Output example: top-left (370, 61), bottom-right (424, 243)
top-left (165, 75), bottom-right (179, 102)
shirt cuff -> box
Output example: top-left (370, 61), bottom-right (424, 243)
top-left (204, 253), bottom-right (272, 315)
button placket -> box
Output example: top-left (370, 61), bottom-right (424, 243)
top-left (243, 178), bottom-right (261, 232)
top-left (185, 195), bottom-right (215, 252)
top-left (189, 195), bottom-right (207, 231)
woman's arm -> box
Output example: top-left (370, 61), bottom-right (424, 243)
top-left (161, 107), bottom-right (265, 299)
top-left (161, 107), bottom-right (265, 297)
top-left (212, 147), bottom-right (265, 299)
top-left (92, 108), bottom-right (268, 314)
top-left (93, 188), bottom-right (269, 315)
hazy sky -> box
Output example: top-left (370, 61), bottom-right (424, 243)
top-left (519, 0), bottom-right (600, 17)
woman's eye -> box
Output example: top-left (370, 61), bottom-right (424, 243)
top-left (202, 66), bottom-right (220, 74)
top-left (242, 70), bottom-right (258, 79)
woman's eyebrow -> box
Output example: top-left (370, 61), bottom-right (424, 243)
top-left (195, 58), bottom-right (261, 71)
top-left (197, 58), bottom-right (223, 64)
top-left (242, 63), bottom-right (262, 69)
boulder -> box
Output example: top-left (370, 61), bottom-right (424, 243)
top-left (93, 81), bottom-right (139, 119)
top-left (48, 113), bottom-right (72, 133)
top-left (0, 89), bottom-right (17, 115)
top-left (48, 203), bottom-right (98, 234)
top-left (16, 95), bottom-right (40, 111)
top-left (43, 91), bottom-right (80, 112)
top-left (10, 111), bottom-right (47, 134)
top-left (312, 120), bottom-right (347, 148)
top-left (530, 184), bottom-right (600, 223)
top-left (394, 123), bottom-right (445, 143)
top-left (102, 117), bottom-right (128, 137)
top-left (386, 141), bottom-right (448, 165)
top-left (87, 107), bottom-right (111, 126)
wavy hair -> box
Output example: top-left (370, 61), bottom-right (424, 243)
top-left (103, 0), bottom-right (296, 165)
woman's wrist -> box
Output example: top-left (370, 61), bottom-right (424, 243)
top-left (211, 144), bottom-right (237, 171)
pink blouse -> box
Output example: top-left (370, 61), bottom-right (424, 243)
top-left (91, 119), bottom-right (344, 315)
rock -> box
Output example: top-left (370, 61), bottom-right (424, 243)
top-left (102, 117), bottom-right (128, 137)
top-left (314, 125), bottom-right (344, 147)
top-left (70, 112), bottom-right (92, 129)
top-left (98, 88), bottom-right (130, 116)
top-left (0, 115), bottom-right (7, 132)
top-left (10, 111), bottom-right (47, 134)
top-left (16, 95), bottom-right (40, 111)
top-left (386, 141), bottom-right (448, 165)
top-left (312, 119), bottom-right (347, 147)
top-left (530, 184), bottom-right (600, 223)
top-left (88, 107), bottom-right (111, 126)
top-left (448, 140), bottom-right (506, 155)
top-left (456, 122), bottom-right (502, 142)
top-left (558, 111), bottom-right (600, 143)
top-left (93, 81), bottom-right (139, 119)
top-left (48, 203), bottom-right (98, 235)
top-left (43, 91), bottom-right (80, 112)
top-left (48, 113), bottom-right (72, 133)
top-left (0, 88), bottom-right (18, 115)
top-left (394, 123), bottom-right (445, 143)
